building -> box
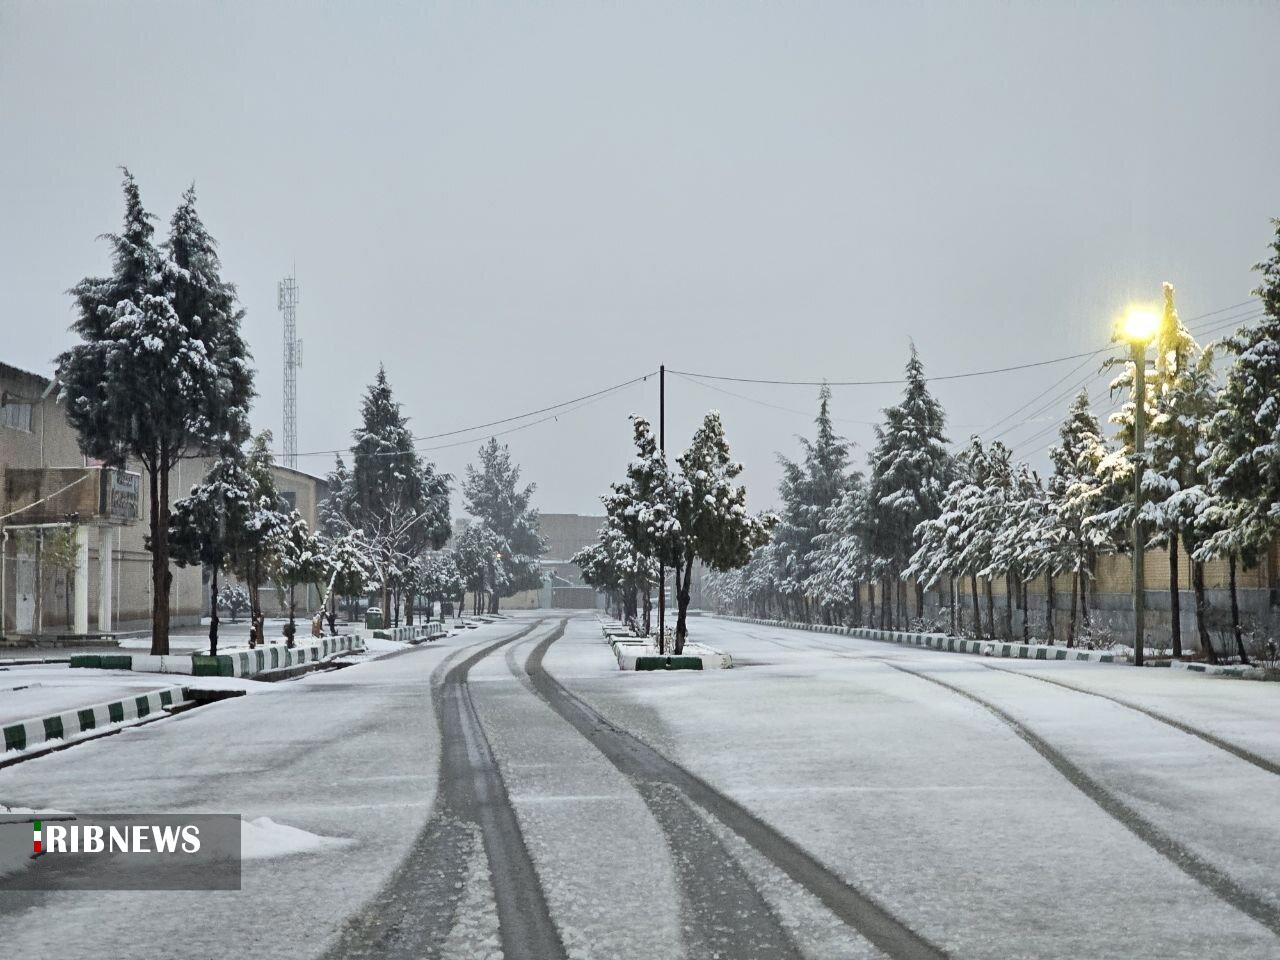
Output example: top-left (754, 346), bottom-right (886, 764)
top-left (0, 361), bottom-right (328, 638)
top-left (452, 512), bottom-right (704, 611)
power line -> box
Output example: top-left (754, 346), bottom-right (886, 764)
top-left (284, 371), bottom-right (656, 461)
top-left (668, 299), bottom-right (1261, 387)
top-left (978, 304), bottom-right (1264, 439)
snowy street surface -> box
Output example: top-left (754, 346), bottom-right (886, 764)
top-left (2, 613), bottom-right (1279, 959)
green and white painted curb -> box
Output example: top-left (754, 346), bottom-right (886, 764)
top-left (1169, 659), bottom-right (1266, 680)
top-left (717, 615), bottom-right (1129, 664)
top-left (3, 685), bottom-right (192, 756)
top-left (69, 634), bottom-right (366, 679)
top-left (372, 622), bottom-right (446, 643)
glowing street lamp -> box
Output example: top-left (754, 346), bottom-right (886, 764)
top-left (1118, 306), bottom-right (1160, 667)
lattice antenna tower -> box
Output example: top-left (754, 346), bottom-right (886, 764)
top-left (278, 274), bottom-right (302, 469)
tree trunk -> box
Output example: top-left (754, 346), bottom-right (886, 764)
top-left (1169, 536), bottom-right (1182, 659)
top-left (970, 573), bottom-right (982, 639)
top-left (984, 578), bottom-right (995, 641)
top-left (1079, 563), bottom-right (1091, 633)
top-left (208, 563), bottom-right (220, 657)
top-left (405, 590), bottom-right (415, 626)
top-left (915, 579), bottom-right (925, 621)
top-left (1004, 572), bottom-right (1014, 640)
top-left (1021, 578), bottom-right (1030, 643)
top-left (1067, 568), bottom-right (1078, 647)
top-left (1192, 558), bottom-right (1217, 663)
top-left (642, 585), bottom-right (652, 636)
top-left (327, 589), bottom-right (338, 636)
top-left (1046, 570), bottom-right (1056, 645)
top-left (674, 552), bottom-right (694, 654)
top-left (949, 577), bottom-right (957, 636)
top-left (867, 581), bottom-right (876, 628)
top-left (285, 583), bottom-right (296, 647)
top-left (1229, 554), bottom-right (1249, 664)
top-left (148, 462), bottom-right (173, 656)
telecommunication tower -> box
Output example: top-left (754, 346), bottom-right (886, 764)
top-left (278, 274), bottom-right (302, 469)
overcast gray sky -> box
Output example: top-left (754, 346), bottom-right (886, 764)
top-left (3, 1), bottom-right (1278, 516)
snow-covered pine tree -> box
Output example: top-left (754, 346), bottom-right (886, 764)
top-left (1197, 221), bottom-right (1280, 660)
top-left (463, 437), bottom-right (545, 613)
top-left (58, 172), bottom-right (253, 654)
top-left (319, 455), bottom-right (357, 538)
top-left (867, 346), bottom-right (952, 624)
top-left (169, 450), bottom-right (257, 654)
top-left (1142, 283), bottom-right (1220, 658)
top-left (226, 432), bottom-right (292, 643)
top-left (808, 473), bottom-right (871, 626)
top-left (351, 367), bottom-right (452, 617)
top-left (671, 412), bottom-right (775, 652)
top-left (603, 416), bottom-right (681, 645)
top-left (773, 385), bottom-right (851, 622)
top-left (1046, 390), bottom-right (1112, 646)
top-left (269, 510), bottom-right (323, 645)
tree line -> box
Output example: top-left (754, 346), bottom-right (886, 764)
top-left (574, 411), bottom-right (774, 654)
top-left (705, 223), bottom-right (1280, 665)
top-left (58, 171), bottom-right (544, 656)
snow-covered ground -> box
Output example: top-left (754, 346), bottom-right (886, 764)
top-left (0, 618), bottom-right (519, 960)
top-left (3, 612), bottom-right (1278, 959)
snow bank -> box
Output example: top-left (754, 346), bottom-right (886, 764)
top-left (239, 816), bottom-right (355, 860)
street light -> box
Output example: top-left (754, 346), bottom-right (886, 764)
top-left (1118, 306), bottom-right (1159, 666)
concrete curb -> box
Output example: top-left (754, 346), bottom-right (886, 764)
top-left (3, 684), bottom-right (192, 756)
top-left (599, 620), bottom-right (732, 670)
top-left (1169, 659), bottom-right (1268, 680)
top-left (372, 623), bottom-right (445, 643)
top-left (716, 615), bottom-right (1129, 664)
top-left (68, 634), bottom-right (366, 679)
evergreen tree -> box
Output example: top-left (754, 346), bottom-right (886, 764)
top-left (1201, 220), bottom-right (1280, 614)
top-left (350, 367), bottom-right (452, 616)
top-left (670, 412), bottom-right (776, 652)
top-left (1143, 283), bottom-right (1218, 658)
top-left (169, 450), bottom-right (257, 654)
top-left (318, 455), bottom-right (356, 538)
top-left (227, 432), bottom-right (292, 644)
top-left (58, 172), bottom-right (253, 654)
top-left (867, 346), bottom-right (952, 622)
top-left (270, 511), bottom-right (324, 645)
top-left (1046, 391), bottom-right (1112, 645)
top-left (773, 385), bottom-right (851, 622)
top-left (807, 473), bottom-right (871, 626)
top-left (462, 438), bottom-right (545, 612)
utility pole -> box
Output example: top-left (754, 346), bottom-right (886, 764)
top-left (658, 364), bottom-right (665, 653)
top-left (1132, 343), bottom-right (1146, 667)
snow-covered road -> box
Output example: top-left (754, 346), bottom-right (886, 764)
top-left (1, 613), bottom-right (1277, 959)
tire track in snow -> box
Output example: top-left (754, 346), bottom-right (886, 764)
top-left (523, 620), bottom-right (949, 960)
top-left (505, 622), bottom-right (798, 960)
top-left (323, 618), bottom-right (566, 960)
top-left (978, 661), bottom-right (1280, 777)
top-left (885, 661), bottom-right (1280, 939)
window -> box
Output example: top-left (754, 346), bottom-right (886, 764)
top-left (0, 401), bottom-right (32, 432)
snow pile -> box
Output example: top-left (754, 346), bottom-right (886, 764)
top-left (240, 817), bottom-right (355, 860)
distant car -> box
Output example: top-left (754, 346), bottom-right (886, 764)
top-left (366, 607), bottom-right (382, 617)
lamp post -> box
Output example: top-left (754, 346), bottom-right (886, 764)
top-left (1119, 307), bottom-right (1159, 667)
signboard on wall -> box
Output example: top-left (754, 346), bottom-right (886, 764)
top-left (99, 469), bottom-right (141, 522)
